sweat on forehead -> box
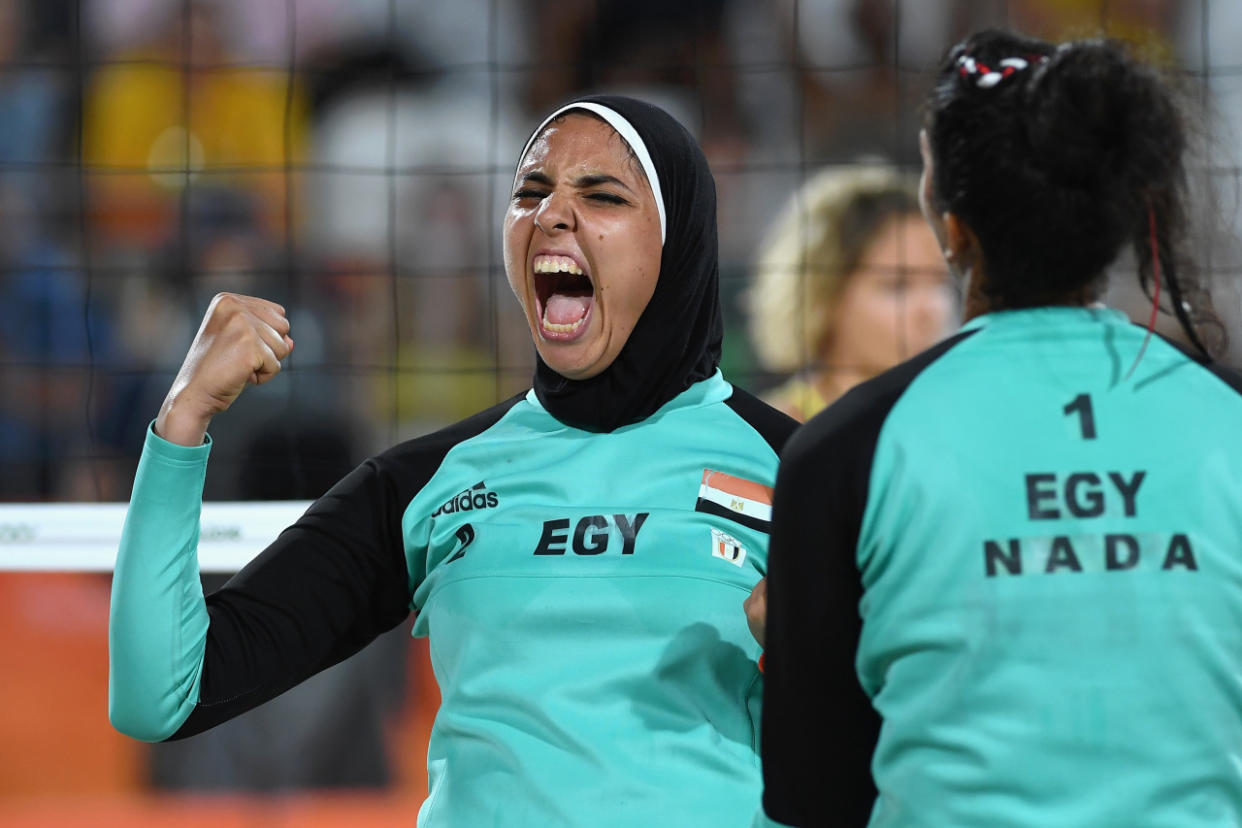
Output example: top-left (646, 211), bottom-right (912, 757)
top-left (515, 102), bottom-right (667, 243)
top-left (546, 112), bottom-right (641, 167)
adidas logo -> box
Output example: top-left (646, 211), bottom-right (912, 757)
top-left (432, 481), bottom-right (499, 517)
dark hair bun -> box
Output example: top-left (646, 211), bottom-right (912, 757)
top-left (923, 29), bottom-right (1215, 355)
top-left (923, 29), bottom-right (1191, 312)
top-left (1024, 41), bottom-right (1184, 198)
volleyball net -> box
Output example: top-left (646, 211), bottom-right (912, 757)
top-left (1, 3), bottom-right (1235, 571)
top-left (2, 2), bottom-right (1238, 522)
top-left (2, 1), bottom-right (1241, 818)
top-left (0, 1), bottom-right (1231, 518)
top-left (0, 501), bottom-right (305, 571)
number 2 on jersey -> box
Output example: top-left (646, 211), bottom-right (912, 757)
top-left (1063, 393), bottom-right (1097, 440)
top-left (447, 523), bottom-right (475, 563)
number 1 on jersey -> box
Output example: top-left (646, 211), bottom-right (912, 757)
top-left (1063, 393), bottom-right (1097, 440)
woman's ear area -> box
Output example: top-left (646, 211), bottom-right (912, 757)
top-left (944, 210), bottom-right (993, 321)
top-left (943, 211), bottom-right (982, 274)
top-left (918, 127), bottom-right (983, 278)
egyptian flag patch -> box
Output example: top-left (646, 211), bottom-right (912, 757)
top-left (710, 527), bottom-right (748, 567)
top-left (696, 469), bottom-right (773, 533)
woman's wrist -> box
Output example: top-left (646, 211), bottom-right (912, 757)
top-left (155, 393), bottom-right (214, 447)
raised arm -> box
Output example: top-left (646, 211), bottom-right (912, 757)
top-left (108, 293), bottom-right (412, 741)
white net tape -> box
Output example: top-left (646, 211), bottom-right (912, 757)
top-left (0, 502), bottom-right (309, 572)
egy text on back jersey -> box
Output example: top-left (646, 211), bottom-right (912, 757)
top-left (760, 307), bottom-right (1242, 827)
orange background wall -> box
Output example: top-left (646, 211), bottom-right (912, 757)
top-left (0, 573), bottom-right (438, 827)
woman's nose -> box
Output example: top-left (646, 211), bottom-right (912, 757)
top-left (534, 192), bottom-right (575, 234)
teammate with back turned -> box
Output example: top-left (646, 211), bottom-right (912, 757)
top-left (109, 96), bottom-right (797, 826)
top-left (757, 28), bottom-right (1242, 828)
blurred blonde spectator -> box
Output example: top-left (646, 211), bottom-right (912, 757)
top-left (81, 0), bottom-right (307, 248)
top-left (748, 165), bottom-right (955, 421)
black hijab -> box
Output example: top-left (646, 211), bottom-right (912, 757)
top-left (518, 95), bottom-right (723, 432)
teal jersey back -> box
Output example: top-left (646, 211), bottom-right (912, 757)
top-left (761, 307), bottom-right (1242, 827)
top-left (405, 372), bottom-right (775, 826)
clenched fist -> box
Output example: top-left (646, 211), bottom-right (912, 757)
top-left (155, 293), bottom-right (294, 446)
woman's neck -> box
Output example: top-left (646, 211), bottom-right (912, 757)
top-left (961, 267), bottom-right (1098, 322)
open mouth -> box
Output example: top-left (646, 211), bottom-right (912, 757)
top-left (533, 254), bottom-right (594, 341)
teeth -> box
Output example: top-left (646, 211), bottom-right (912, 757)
top-left (543, 315), bottom-right (587, 333)
top-left (533, 255), bottom-right (584, 275)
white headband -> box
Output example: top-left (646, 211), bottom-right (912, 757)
top-left (514, 101), bottom-right (666, 244)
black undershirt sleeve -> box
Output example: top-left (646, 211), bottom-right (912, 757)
top-left (724, 385), bottom-right (800, 457)
top-left (170, 395), bottom-right (523, 739)
top-left (760, 332), bottom-right (976, 826)
top-left (760, 392), bottom-right (884, 826)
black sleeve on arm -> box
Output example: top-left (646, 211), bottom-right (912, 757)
top-left (724, 385), bottom-right (800, 455)
top-left (760, 331), bottom-right (976, 826)
top-left (170, 395), bottom-right (524, 739)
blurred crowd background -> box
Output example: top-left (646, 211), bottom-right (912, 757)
top-left (2, 0), bottom-right (1241, 822)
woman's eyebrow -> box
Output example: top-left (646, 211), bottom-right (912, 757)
top-left (518, 170), bottom-right (636, 194)
top-left (518, 171), bottom-right (554, 186)
top-left (573, 173), bottom-right (635, 193)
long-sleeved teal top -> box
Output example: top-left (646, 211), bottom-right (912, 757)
top-left (111, 371), bottom-right (795, 827)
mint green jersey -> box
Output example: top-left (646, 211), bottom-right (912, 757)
top-left (761, 307), bottom-right (1242, 827)
top-left (111, 371), bottom-right (795, 827)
